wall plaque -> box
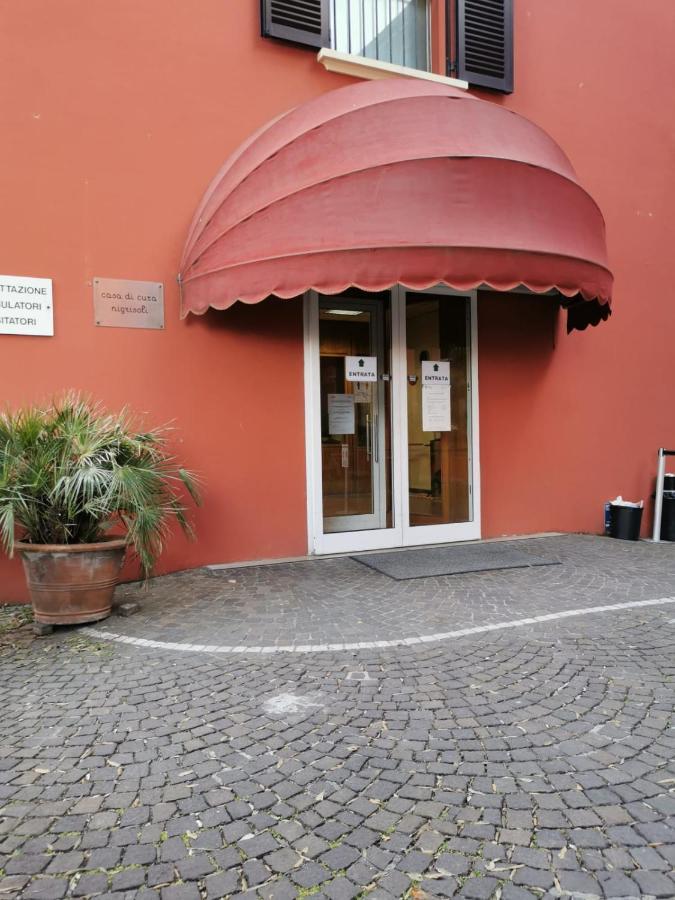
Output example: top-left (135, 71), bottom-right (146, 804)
top-left (0, 274), bottom-right (53, 336)
top-left (94, 278), bottom-right (164, 329)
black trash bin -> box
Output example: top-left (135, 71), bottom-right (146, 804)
top-left (609, 503), bottom-right (643, 540)
top-left (661, 492), bottom-right (675, 541)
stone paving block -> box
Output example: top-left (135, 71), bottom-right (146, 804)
top-left (159, 836), bottom-right (189, 862)
top-left (419, 877), bottom-right (457, 897)
top-left (85, 847), bottom-right (122, 870)
top-left (558, 870), bottom-right (602, 895)
top-left (510, 847), bottom-right (549, 869)
top-left (416, 830), bottom-right (445, 854)
top-left (204, 870), bottom-right (241, 898)
top-left (343, 826), bottom-right (379, 848)
top-left (255, 878), bottom-right (297, 900)
top-left (23, 878), bottom-right (70, 899)
top-left (597, 871), bottom-right (641, 897)
top-left (458, 877), bottom-right (500, 898)
top-left (603, 846), bottom-right (635, 870)
top-left (569, 827), bottom-right (608, 849)
top-left (293, 833), bottom-right (329, 858)
top-left (111, 867), bottom-right (146, 890)
top-left (0, 875), bottom-right (30, 895)
top-left (396, 850), bottom-right (433, 874)
top-left (147, 863), bottom-right (175, 887)
top-left (631, 870), bottom-right (675, 897)
top-left (123, 843), bottom-right (157, 866)
top-left (321, 844), bottom-right (361, 871)
top-left (244, 858), bottom-right (271, 886)
top-left (291, 861), bottom-right (330, 888)
top-left (71, 872), bottom-right (109, 896)
top-left (630, 844), bottom-right (670, 870)
top-left (160, 885), bottom-right (201, 900)
top-left (376, 871), bottom-right (411, 896)
top-left (211, 846), bottom-right (242, 870)
top-left (273, 820), bottom-right (305, 842)
top-left (512, 866), bottom-right (555, 890)
top-left (237, 831), bottom-right (278, 858)
top-left (5, 854), bottom-right (50, 875)
top-left (500, 886), bottom-right (539, 900)
top-left (434, 853), bottom-right (471, 876)
top-left (323, 875), bottom-right (360, 900)
top-left (345, 860), bottom-right (378, 886)
top-left (176, 854), bottom-right (216, 880)
top-left (266, 848), bottom-right (303, 874)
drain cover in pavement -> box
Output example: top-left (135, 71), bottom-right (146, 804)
top-left (352, 544), bottom-right (560, 580)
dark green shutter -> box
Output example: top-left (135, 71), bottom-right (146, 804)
top-left (261, 0), bottom-right (330, 50)
top-left (456, 0), bottom-right (514, 93)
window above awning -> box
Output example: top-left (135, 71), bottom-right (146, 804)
top-left (178, 79), bottom-right (612, 332)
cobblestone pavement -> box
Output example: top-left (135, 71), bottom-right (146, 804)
top-left (0, 537), bottom-right (674, 900)
top-left (106, 536), bottom-right (675, 649)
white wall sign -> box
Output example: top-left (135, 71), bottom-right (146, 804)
top-left (0, 275), bottom-right (53, 336)
top-left (345, 355), bottom-right (377, 382)
top-left (421, 360), bottom-right (450, 386)
top-left (94, 278), bottom-right (164, 329)
top-left (328, 394), bottom-right (355, 435)
top-left (422, 360), bottom-right (451, 432)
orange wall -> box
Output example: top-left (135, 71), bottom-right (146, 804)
top-left (1, 1), bottom-right (674, 601)
top-left (477, 1), bottom-right (675, 538)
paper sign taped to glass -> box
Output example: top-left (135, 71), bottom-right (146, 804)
top-left (328, 394), bottom-right (355, 435)
top-left (421, 361), bottom-right (451, 432)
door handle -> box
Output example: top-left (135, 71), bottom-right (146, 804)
top-left (373, 413), bottom-right (379, 463)
top-left (366, 413), bottom-right (371, 460)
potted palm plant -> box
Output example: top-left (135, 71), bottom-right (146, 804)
top-left (0, 394), bottom-right (200, 626)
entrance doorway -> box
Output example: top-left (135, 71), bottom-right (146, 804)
top-left (304, 285), bottom-right (480, 554)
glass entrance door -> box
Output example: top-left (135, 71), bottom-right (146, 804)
top-left (306, 285), bottom-right (479, 555)
top-left (403, 291), bottom-right (474, 540)
top-left (318, 292), bottom-right (391, 533)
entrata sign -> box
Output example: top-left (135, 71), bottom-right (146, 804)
top-left (0, 274), bottom-right (53, 336)
top-left (94, 278), bottom-right (164, 329)
top-left (421, 360), bottom-right (450, 385)
top-left (345, 355), bottom-right (377, 382)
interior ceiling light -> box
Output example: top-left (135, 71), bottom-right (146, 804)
top-left (326, 309), bottom-right (362, 316)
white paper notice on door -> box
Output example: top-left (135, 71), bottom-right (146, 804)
top-left (328, 394), bottom-right (355, 435)
top-left (421, 361), bottom-right (451, 432)
top-left (345, 356), bottom-right (377, 382)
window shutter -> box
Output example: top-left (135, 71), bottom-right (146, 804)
top-left (456, 0), bottom-right (513, 93)
top-left (261, 0), bottom-right (330, 50)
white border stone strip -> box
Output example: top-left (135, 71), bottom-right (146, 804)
top-left (84, 596), bottom-right (675, 655)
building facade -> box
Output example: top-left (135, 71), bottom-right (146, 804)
top-left (1, 0), bottom-right (674, 602)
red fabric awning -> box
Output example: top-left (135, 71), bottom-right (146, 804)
top-left (179, 79), bottom-right (612, 331)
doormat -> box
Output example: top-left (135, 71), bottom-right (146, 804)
top-left (352, 544), bottom-right (560, 580)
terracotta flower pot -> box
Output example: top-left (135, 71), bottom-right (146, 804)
top-left (16, 538), bottom-right (127, 625)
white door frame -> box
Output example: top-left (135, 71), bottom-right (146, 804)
top-left (304, 286), bottom-right (480, 555)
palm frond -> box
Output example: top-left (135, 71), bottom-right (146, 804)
top-left (0, 394), bottom-right (200, 577)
